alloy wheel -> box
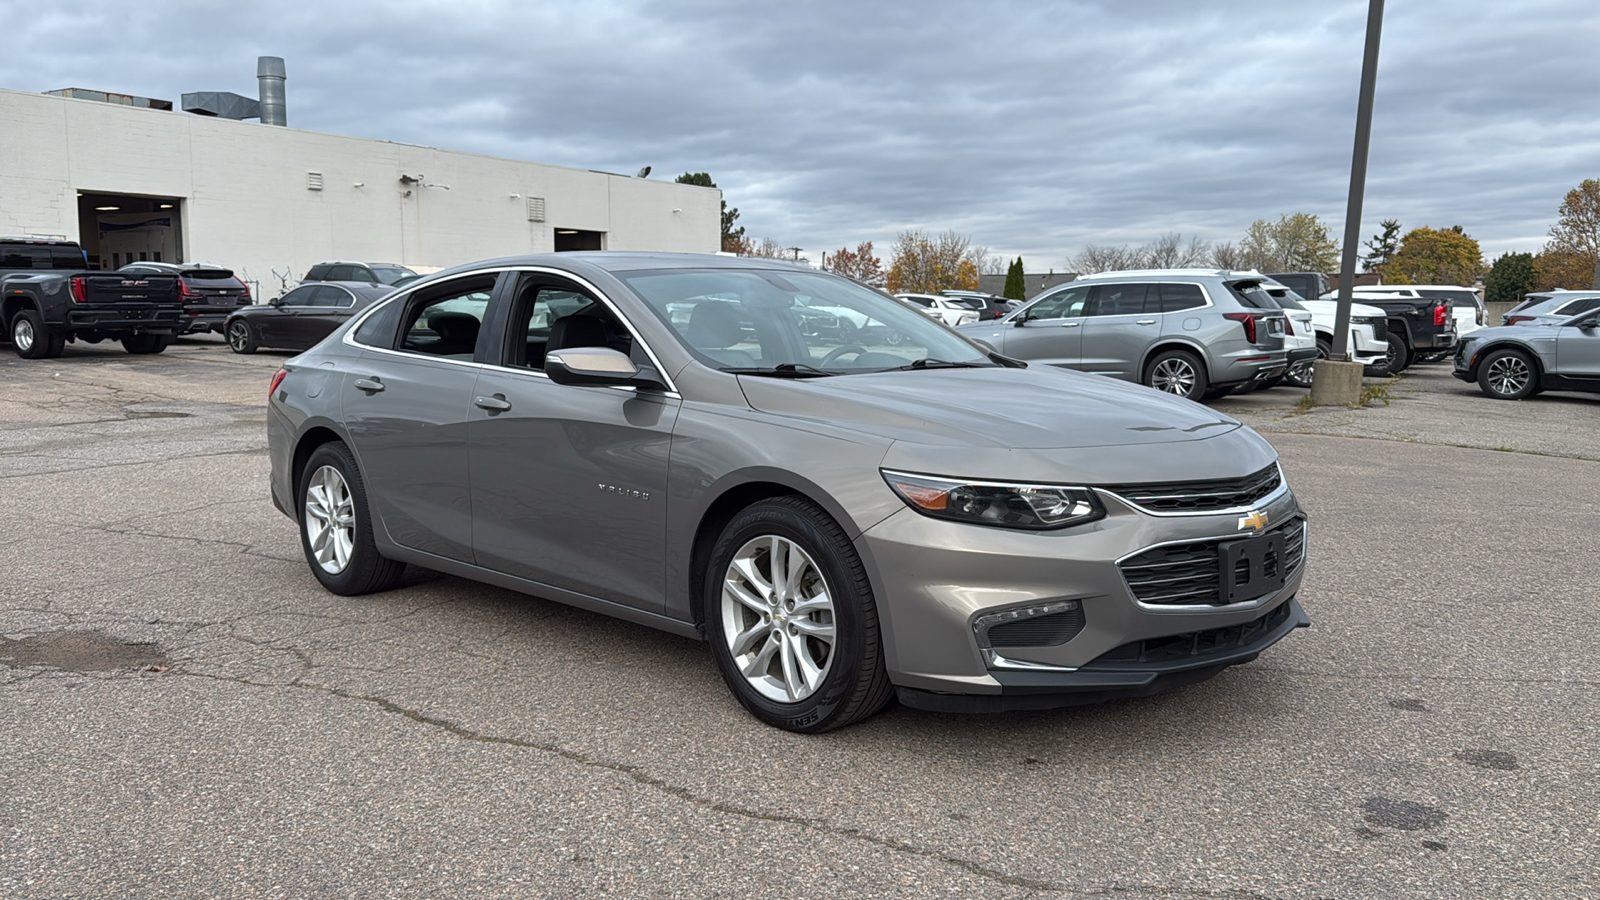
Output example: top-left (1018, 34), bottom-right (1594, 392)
top-left (13, 317), bottom-right (35, 353)
top-left (1151, 358), bottom-right (1197, 395)
top-left (719, 535), bottom-right (837, 703)
top-left (1486, 355), bottom-right (1531, 396)
top-left (303, 464), bottom-right (356, 574)
top-left (228, 322), bottom-right (251, 352)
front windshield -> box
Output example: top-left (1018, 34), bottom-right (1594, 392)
top-left (618, 267), bottom-right (996, 374)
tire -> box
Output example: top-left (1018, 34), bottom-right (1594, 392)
top-left (1143, 349), bottom-right (1209, 401)
top-left (1374, 332), bottom-right (1410, 376)
top-left (1476, 348), bottom-right (1538, 401)
top-left (298, 442), bottom-right (406, 595)
top-left (705, 496), bottom-right (892, 733)
top-left (1286, 339), bottom-right (1329, 389)
top-left (226, 319), bottom-right (258, 354)
top-left (122, 333), bottom-right (171, 355)
top-left (10, 310), bottom-right (64, 359)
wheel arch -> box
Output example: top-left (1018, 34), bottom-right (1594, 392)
top-left (1139, 339), bottom-right (1208, 380)
top-left (3, 293), bottom-right (43, 331)
top-left (1472, 340), bottom-right (1545, 380)
top-left (291, 423), bottom-right (353, 500)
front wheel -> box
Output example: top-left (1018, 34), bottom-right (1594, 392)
top-left (122, 333), bottom-right (171, 355)
top-left (1144, 349), bottom-right (1209, 401)
top-left (1375, 333), bottom-right (1411, 375)
top-left (1477, 348), bottom-right (1538, 400)
top-left (298, 442), bottom-right (406, 594)
top-left (227, 320), bottom-right (258, 354)
top-left (706, 497), bottom-right (892, 733)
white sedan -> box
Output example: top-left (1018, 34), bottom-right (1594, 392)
top-left (894, 293), bottom-right (980, 327)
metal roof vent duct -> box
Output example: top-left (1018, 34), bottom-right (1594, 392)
top-left (257, 57), bottom-right (287, 126)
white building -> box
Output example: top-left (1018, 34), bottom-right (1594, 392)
top-left (0, 85), bottom-right (720, 293)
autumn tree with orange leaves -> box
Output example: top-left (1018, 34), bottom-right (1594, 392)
top-left (884, 230), bottom-right (982, 294)
top-left (821, 242), bottom-right (885, 287)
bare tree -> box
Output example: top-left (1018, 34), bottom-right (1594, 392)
top-left (1067, 244), bottom-right (1141, 274)
top-left (1143, 232), bottom-right (1211, 268)
top-left (1210, 241), bottom-right (1249, 270)
top-left (970, 246), bottom-right (1007, 276)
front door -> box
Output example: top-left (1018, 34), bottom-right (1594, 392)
top-left (259, 284), bottom-right (316, 343)
top-left (468, 276), bottom-right (681, 611)
top-left (1077, 282), bottom-right (1156, 379)
top-left (999, 284), bottom-right (1087, 367)
top-left (1555, 317), bottom-right (1600, 378)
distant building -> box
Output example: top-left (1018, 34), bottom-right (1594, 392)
top-left (0, 74), bottom-right (718, 293)
top-left (978, 272), bottom-right (1077, 300)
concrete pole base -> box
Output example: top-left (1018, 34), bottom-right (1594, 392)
top-left (1311, 359), bottom-right (1365, 406)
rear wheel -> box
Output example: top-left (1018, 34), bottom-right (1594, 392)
top-left (298, 441), bottom-right (406, 595)
top-left (1285, 339), bottom-right (1329, 389)
top-left (122, 333), bottom-right (171, 355)
top-left (1144, 349), bottom-right (1209, 401)
top-left (706, 496), bottom-right (891, 733)
top-left (227, 319), bottom-right (258, 354)
top-left (1477, 348), bottom-right (1538, 400)
top-left (1375, 333), bottom-right (1410, 375)
top-left (11, 310), bottom-right (64, 359)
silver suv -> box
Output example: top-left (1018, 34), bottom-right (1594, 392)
top-left (958, 269), bottom-right (1290, 401)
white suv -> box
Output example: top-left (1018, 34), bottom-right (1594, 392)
top-left (895, 293), bottom-right (980, 327)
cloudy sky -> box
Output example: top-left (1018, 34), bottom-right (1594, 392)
top-left (5, 0), bottom-right (1597, 269)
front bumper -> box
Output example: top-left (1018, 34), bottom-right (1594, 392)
top-left (899, 597), bottom-right (1309, 712)
top-left (859, 478), bottom-right (1307, 706)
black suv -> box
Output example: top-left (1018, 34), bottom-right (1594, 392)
top-left (119, 262), bottom-right (252, 334)
top-left (301, 261), bottom-right (418, 286)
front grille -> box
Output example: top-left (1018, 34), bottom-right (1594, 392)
top-left (1118, 518), bottom-right (1305, 607)
top-left (1086, 599), bottom-right (1295, 666)
top-left (985, 608), bottom-right (1086, 648)
top-left (1101, 464), bottom-right (1281, 513)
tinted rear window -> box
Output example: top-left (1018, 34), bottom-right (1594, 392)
top-left (352, 299), bottom-right (403, 348)
top-left (1087, 283), bottom-right (1149, 316)
top-left (1, 245), bottom-right (85, 270)
top-left (1157, 283), bottom-right (1207, 312)
top-left (1227, 281), bottom-right (1275, 309)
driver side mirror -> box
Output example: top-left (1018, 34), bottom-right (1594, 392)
top-left (545, 347), bottom-right (663, 389)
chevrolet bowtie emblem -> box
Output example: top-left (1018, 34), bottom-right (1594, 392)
top-left (1238, 511), bottom-right (1268, 532)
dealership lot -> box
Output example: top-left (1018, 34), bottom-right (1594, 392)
top-left (2, 341), bottom-right (1597, 898)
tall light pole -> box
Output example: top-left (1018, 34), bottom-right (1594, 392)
top-left (1317, 0), bottom-right (1385, 403)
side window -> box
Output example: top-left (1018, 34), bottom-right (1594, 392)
top-left (398, 279), bottom-right (496, 359)
top-left (304, 265), bottom-right (330, 281)
top-left (1562, 298), bottom-right (1600, 315)
top-left (1086, 283), bottom-right (1150, 316)
top-left (904, 296), bottom-right (933, 308)
top-left (326, 265), bottom-right (358, 282)
top-left (278, 286), bottom-right (318, 306)
top-left (352, 298), bottom-right (404, 348)
top-left (306, 286), bottom-right (351, 308)
top-left (1025, 285), bottom-right (1089, 320)
top-left (1158, 283), bottom-right (1207, 312)
top-left (506, 280), bottom-right (632, 369)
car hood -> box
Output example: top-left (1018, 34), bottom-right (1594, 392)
top-left (1461, 324), bottom-right (1566, 341)
top-left (736, 365), bottom-right (1242, 450)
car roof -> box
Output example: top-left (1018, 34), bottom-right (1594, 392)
top-left (1074, 268), bottom-right (1261, 280)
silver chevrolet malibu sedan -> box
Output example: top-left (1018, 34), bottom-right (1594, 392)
top-left (267, 253), bottom-right (1308, 732)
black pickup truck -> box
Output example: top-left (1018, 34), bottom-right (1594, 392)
top-left (1268, 271), bottom-right (1457, 374)
top-left (2, 238), bottom-right (184, 358)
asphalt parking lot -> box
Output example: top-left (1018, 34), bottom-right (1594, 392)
top-left (2, 337), bottom-right (1597, 899)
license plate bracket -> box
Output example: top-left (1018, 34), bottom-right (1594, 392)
top-left (1218, 534), bottom-right (1286, 604)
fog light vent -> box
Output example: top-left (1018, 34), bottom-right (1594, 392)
top-left (974, 601), bottom-right (1084, 648)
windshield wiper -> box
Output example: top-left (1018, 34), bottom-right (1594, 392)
top-left (721, 363), bottom-right (835, 378)
top-left (893, 358), bottom-right (992, 370)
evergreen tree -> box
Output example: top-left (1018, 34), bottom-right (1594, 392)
top-left (1003, 257), bottom-right (1026, 301)
top-left (1362, 219), bottom-right (1401, 272)
top-left (1484, 252), bottom-right (1537, 305)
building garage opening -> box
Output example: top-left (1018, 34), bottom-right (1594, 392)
top-left (554, 229), bottom-right (605, 252)
top-left (75, 191), bottom-right (185, 270)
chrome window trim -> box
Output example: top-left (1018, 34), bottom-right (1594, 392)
top-left (343, 264), bottom-right (680, 395)
top-left (1095, 463), bottom-right (1288, 518)
top-left (1114, 518), bottom-right (1306, 614)
top-left (1010, 280), bottom-right (1217, 323)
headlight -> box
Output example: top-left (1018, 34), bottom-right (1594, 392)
top-left (881, 470), bottom-right (1106, 530)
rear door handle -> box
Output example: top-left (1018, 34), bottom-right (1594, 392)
top-left (353, 377), bottom-right (384, 393)
top-left (474, 394), bottom-right (512, 412)
top-left (1136, 319), bottom-right (1157, 325)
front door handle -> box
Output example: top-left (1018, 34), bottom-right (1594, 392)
top-left (1060, 321), bottom-right (1081, 328)
top-left (474, 394), bottom-right (512, 412)
top-left (353, 377), bottom-right (385, 393)
top-left (1136, 319), bottom-right (1157, 325)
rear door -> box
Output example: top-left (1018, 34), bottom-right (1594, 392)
top-left (1077, 282), bottom-right (1155, 379)
top-left (467, 273), bottom-right (681, 610)
top-left (293, 285), bottom-right (358, 348)
top-left (341, 272), bottom-right (502, 563)
top-left (998, 284), bottom-right (1087, 366)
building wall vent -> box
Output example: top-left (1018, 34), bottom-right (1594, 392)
top-left (527, 197), bottom-right (546, 222)
top-left (307, 172), bottom-right (323, 191)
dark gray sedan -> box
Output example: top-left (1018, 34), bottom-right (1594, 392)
top-left (1453, 307), bottom-right (1600, 399)
top-left (267, 253), bottom-right (1308, 731)
top-left (226, 281), bottom-right (393, 353)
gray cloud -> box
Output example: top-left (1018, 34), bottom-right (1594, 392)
top-left (4, 0), bottom-right (1597, 269)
